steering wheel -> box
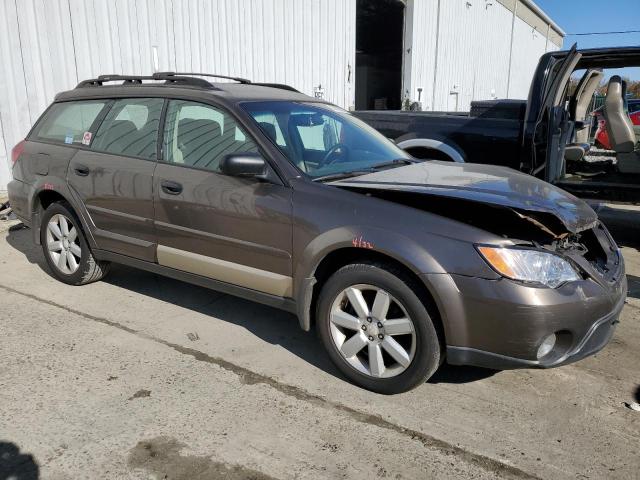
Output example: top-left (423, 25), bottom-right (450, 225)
top-left (319, 143), bottom-right (350, 167)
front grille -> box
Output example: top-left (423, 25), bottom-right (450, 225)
top-left (560, 223), bottom-right (621, 283)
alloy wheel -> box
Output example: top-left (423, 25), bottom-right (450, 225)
top-left (329, 284), bottom-right (416, 378)
top-left (46, 214), bottom-right (82, 275)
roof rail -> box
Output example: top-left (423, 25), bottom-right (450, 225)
top-left (75, 72), bottom-right (221, 89)
top-left (253, 82), bottom-right (300, 93)
top-left (156, 71), bottom-right (252, 84)
top-left (75, 72), bottom-right (300, 93)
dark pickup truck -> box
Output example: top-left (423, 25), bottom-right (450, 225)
top-left (355, 46), bottom-right (640, 203)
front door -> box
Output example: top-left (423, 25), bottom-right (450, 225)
top-left (531, 45), bottom-right (582, 182)
top-left (153, 99), bottom-right (293, 297)
top-left (68, 97), bottom-right (164, 261)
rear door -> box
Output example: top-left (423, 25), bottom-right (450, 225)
top-left (153, 99), bottom-right (293, 297)
top-left (68, 97), bottom-right (164, 261)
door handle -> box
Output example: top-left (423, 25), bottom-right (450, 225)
top-left (73, 164), bottom-right (90, 176)
top-left (161, 180), bottom-right (183, 195)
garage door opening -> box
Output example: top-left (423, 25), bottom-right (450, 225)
top-left (355, 0), bottom-right (405, 110)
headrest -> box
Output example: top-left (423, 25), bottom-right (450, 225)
top-left (259, 122), bottom-right (278, 143)
top-left (108, 120), bottom-right (137, 135)
top-left (178, 118), bottom-right (221, 140)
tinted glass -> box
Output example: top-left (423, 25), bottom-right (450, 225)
top-left (163, 100), bottom-right (258, 172)
top-left (31, 101), bottom-right (107, 145)
top-left (250, 111), bottom-right (286, 147)
top-left (243, 101), bottom-right (410, 177)
top-left (91, 98), bottom-right (164, 160)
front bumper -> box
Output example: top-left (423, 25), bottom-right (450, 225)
top-left (423, 261), bottom-right (627, 370)
top-left (446, 287), bottom-right (625, 369)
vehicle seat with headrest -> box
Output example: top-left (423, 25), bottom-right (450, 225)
top-left (177, 118), bottom-right (222, 168)
top-left (259, 122), bottom-right (278, 143)
top-left (604, 76), bottom-right (636, 153)
top-left (93, 120), bottom-right (138, 153)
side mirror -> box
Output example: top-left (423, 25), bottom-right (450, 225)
top-left (220, 153), bottom-right (267, 178)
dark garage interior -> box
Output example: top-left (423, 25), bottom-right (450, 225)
top-left (355, 0), bottom-right (405, 110)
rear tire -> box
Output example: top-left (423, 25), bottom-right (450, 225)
top-left (40, 201), bottom-right (110, 285)
top-left (316, 262), bottom-right (441, 394)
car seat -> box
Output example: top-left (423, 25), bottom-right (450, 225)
top-left (604, 76), bottom-right (640, 173)
top-left (177, 119), bottom-right (222, 168)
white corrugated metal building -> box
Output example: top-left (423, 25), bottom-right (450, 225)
top-left (0, 0), bottom-right (563, 191)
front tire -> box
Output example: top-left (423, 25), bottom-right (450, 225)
top-left (316, 263), bottom-right (441, 394)
top-left (40, 201), bottom-right (110, 285)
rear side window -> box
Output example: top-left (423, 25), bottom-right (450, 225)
top-left (91, 98), bottom-right (164, 160)
top-left (162, 100), bottom-right (258, 172)
top-left (31, 101), bottom-right (107, 145)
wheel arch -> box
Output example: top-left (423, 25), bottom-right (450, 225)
top-left (30, 186), bottom-right (96, 249)
top-left (396, 138), bottom-right (466, 163)
top-left (296, 245), bottom-right (446, 346)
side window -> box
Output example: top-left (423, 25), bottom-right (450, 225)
top-left (163, 100), bottom-right (258, 172)
top-left (91, 98), bottom-right (164, 160)
top-left (31, 101), bottom-right (107, 145)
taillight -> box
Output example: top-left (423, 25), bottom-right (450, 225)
top-left (11, 140), bottom-right (26, 165)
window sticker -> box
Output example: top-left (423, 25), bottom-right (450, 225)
top-left (64, 134), bottom-right (74, 144)
top-left (82, 131), bottom-right (92, 146)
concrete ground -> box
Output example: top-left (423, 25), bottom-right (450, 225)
top-left (0, 204), bottom-right (639, 480)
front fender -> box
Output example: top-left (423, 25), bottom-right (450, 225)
top-left (293, 226), bottom-right (448, 331)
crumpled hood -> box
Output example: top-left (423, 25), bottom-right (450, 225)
top-left (330, 161), bottom-right (597, 233)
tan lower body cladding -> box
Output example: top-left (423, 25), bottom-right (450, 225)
top-left (157, 245), bottom-right (293, 297)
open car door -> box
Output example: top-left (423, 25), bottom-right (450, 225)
top-left (531, 44), bottom-right (582, 183)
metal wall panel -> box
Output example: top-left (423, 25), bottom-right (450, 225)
top-left (0, 0), bottom-right (356, 191)
top-left (0, 0), bottom-right (561, 191)
top-left (405, 0), bottom-right (562, 112)
top-left (508, 15), bottom-right (551, 99)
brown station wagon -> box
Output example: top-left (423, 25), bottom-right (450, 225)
top-left (8, 72), bottom-right (627, 393)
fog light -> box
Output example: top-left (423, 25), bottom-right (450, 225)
top-left (537, 334), bottom-right (556, 359)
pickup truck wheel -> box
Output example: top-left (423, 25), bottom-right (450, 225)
top-left (316, 263), bottom-right (441, 394)
top-left (40, 201), bottom-right (110, 285)
top-left (405, 147), bottom-right (454, 162)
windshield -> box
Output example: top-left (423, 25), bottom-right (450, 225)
top-left (242, 101), bottom-right (411, 179)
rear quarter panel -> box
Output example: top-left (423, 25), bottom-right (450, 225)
top-left (14, 141), bottom-right (77, 186)
top-left (10, 140), bottom-right (98, 248)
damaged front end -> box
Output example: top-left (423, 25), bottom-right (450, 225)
top-left (335, 185), bottom-right (621, 287)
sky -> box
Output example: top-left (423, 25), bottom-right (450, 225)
top-left (535, 0), bottom-right (640, 80)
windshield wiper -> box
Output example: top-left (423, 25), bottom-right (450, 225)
top-left (370, 158), bottom-right (417, 170)
top-left (312, 170), bottom-right (373, 182)
top-left (312, 159), bottom-right (416, 183)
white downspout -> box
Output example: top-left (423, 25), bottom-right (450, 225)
top-left (506, 0), bottom-right (518, 98)
top-left (431, 0), bottom-right (441, 111)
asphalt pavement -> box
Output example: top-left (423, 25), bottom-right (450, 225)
top-left (0, 203), bottom-right (639, 480)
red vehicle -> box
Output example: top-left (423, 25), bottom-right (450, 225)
top-left (594, 100), bottom-right (640, 150)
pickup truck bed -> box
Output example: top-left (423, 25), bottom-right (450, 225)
top-left (354, 100), bottom-right (526, 168)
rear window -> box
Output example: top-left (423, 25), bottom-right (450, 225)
top-left (31, 101), bottom-right (107, 145)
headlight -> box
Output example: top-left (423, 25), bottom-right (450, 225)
top-left (477, 246), bottom-right (580, 288)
